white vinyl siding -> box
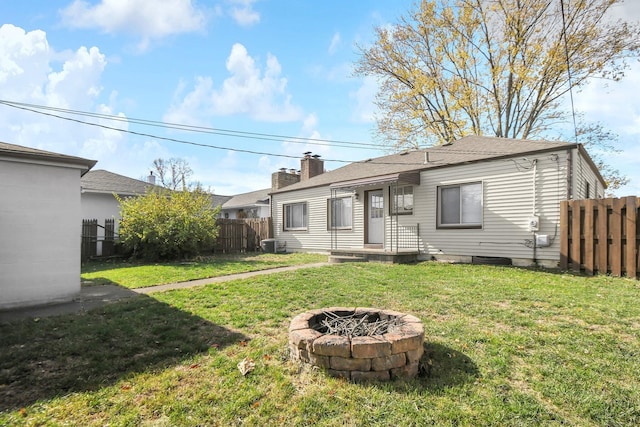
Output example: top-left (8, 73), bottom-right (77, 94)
top-left (572, 148), bottom-right (605, 199)
top-left (272, 147), bottom-right (584, 265)
top-left (416, 150), bottom-right (568, 263)
top-left (273, 187), bottom-right (362, 251)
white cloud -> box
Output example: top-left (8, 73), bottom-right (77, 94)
top-left (328, 32), bottom-right (341, 55)
top-left (302, 113), bottom-right (318, 133)
top-left (228, 0), bottom-right (260, 27)
top-left (0, 24), bottom-right (136, 170)
top-left (350, 75), bottom-right (378, 123)
top-left (0, 25), bottom-right (51, 101)
top-left (60, 0), bottom-right (207, 50)
top-left (164, 43), bottom-right (303, 123)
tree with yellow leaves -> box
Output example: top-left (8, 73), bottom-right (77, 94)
top-left (355, 0), bottom-right (640, 190)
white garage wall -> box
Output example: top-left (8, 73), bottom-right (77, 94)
top-left (0, 159), bottom-right (84, 309)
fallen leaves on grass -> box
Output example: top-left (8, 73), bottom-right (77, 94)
top-left (238, 357), bottom-right (255, 376)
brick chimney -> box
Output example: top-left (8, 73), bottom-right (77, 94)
top-left (272, 168), bottom-right (300, 191)
top-left (300, 152), bottom-right (324, 181)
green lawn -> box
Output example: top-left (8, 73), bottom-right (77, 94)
top-left (81, 252), bottom-right (327, 288)
top-left (2, 262), bottom-right (639, 426)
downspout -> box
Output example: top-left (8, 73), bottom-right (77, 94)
top-left (566, 148), bottom-right (573, 199)
top-left (269, 193), bottom-right (274, 238)
top-left (532, 159), bottom-right (538, 266)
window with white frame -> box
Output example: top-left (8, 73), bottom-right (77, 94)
top-left (437, 182), bottom-right (482, 228)
top-left (328, 196), bottom-right (353, 229)
top-left (284, 202), bottom-right (307, 230)
top-left (391, 185), bottom-right (414, 215)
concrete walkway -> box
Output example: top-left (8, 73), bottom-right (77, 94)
top-left (0, 262), bottom-right (329, 322)
top-left (134, 262), bottom-right (328, 294)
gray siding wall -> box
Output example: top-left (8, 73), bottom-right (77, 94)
top-left (272, 186), bottom-right (362, 252)
top-left (572, 148), bottom-right (605, 199)
top-left (417, 150), bottom-right (568, 264)
top-left (272, 147), bottom-right (580, 265)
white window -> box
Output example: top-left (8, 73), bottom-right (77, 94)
top-left (391, 185), bottom-right (414, 215)
top-left (438, 182), bottom-right (482, 228)
top-left (284, 202), bottom-right (307, 230)
top-left (328, 197), bottom-right (353, 229)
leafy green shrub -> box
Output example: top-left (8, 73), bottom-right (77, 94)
top-left (116, 188), bottom-right (220, 261)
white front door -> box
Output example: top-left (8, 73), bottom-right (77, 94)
top-left (367, 190), bottom-right (384, 244)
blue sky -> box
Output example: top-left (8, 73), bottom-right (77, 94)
top-left (1, 0), bottom-right (639, 196)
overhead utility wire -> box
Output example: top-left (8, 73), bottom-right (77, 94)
top-left (0, 100), bottom-right (551, 163)
top-left (560, 0), bottom-right (579, 143)
top-left (0, 101), bottom-right (314, 161)
top-left (0, 100), bottom-right (383, 150)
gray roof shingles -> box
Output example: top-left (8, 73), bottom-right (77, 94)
top-left (222, 188), bottom-right (270, 209)
top-left (271, 136), bottom-right (579, 194)
top-left (81, 170), bottom-right (158, 195)
top-left (0, 141), bottom-right (96, 172)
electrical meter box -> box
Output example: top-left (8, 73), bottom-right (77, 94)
top-left (528, 215), bottom-right (540, 232)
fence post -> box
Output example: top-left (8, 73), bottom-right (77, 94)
top-left (571, 200), bottom-right (581, 273)
top-left (625, 196), bottom-right (637, 278)
top-left (611, 198), bottom-right (624, 277)
top-left (104, 218), bottom-right (115, 257)
top-left (584, 199), bottom-right (595, 276)
top-left (560, 201), bottom-right (569, 270)
top-left (597, 198), bottom-right (608, 275)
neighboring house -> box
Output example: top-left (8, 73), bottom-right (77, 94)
top-left (81, 170), bottom-right (231, 254)
top-left (220, 188), bottom-right (270, 219)
top-left (80, 170), bottom-right (158, 255)
top-left (270, 136), bottom-right (606, 267)
top-left (0, 142), bottom-right (96, 310)
top-left (210, 193), bottom-right (232, 214)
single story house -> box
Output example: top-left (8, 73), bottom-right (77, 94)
top-left (270, 136), bottom-right (605, 267)
top-left (0, 142), bottom-right (96, 310)
top-left (220, 188), bottom-right (270, 219)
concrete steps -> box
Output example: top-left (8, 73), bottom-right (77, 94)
top-left (328, 255), bottom-right (367, 264)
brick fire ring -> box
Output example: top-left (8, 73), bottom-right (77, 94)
top-left (289, 307), bottom-right (424, 381)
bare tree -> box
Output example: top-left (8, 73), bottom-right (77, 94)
top-left (355, 0), bottom-right (640, 189)
top-left (152, 158), bottom-right (194, 191)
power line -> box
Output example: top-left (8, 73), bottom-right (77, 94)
top-left (0, 100), bottom-right (560, 166)
top-left (560, 0), bottom-right (579, 143)
top-left (0, 100), bottom-right (322, 161)
top-left (0, 99), bottom-right (384, 150)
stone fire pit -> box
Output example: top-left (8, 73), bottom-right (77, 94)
top-left (289, 307), bottom-right (424, 381)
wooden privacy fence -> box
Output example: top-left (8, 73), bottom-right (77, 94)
top-left (560, 196), bottom-right (639, 279)
top-left (81, 218), bottom-right (117, 261)
top-left (83, 217), bottom-right (273, 259)
top-left (215, 217), bottom-right (272, 253)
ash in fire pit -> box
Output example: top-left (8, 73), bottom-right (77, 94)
top-left (289, 307), bottom-right (424, 381)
